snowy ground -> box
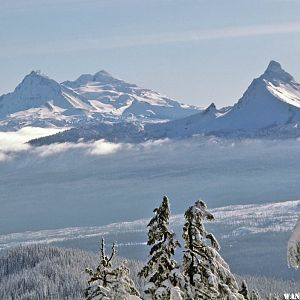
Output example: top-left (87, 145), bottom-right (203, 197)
top-left (1, 200), bottom-right (299, 250)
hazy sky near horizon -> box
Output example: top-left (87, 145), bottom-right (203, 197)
top-left (1, 0), bottom-right (300, 107)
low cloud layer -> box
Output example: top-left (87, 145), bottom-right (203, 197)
top-left (0, 127), bottom-right (124, 161)
top-left (0, 127), bottom-right (62, 161)
top-left (2, 129), bottom-right (300, 236)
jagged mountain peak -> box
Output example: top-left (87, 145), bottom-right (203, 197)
top-left (21, 70), bottom-right (53, 83)
top-left (94, 70), bottom-right (112, 77)
top-left (206, 102), bottom-right (217, 112)
top-left (218, 60), bottom-right (300, 131)
top-left (23, 70), bottom-right (47, 79)
top-left (78, 70), bottom-right (112, 82)
top-left (266, 60), bottom-right (282, 72)
top-left (27, 70), bottom-right (41, 77)
top-left (0, 71), bottom-right (79, 119)
top-left (92, 69), bottom-right (128, 85)
top-left (236, 60), bottom-right (298, 107)
top-left (63, 69), bottom-right (130, 87)
top-left (15, 70), bottom-right (61, 93)
top-left (261, 60), bottom-right (294, 83)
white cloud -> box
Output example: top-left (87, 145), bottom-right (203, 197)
top-left (0, 127), bottom-right (64, 152)
top-left (0, 127), bottom-right (124, 160)
top-left (33, 139), bottom-right (122, 157)
top-left (1, 22), bottom-right (300, 57)
top-left (87, 140), bottom-right (122, 156)
top-left (0, 152), bottom-right (9, 162)
top-left (141, 138), bottom-right (170, 150)
top-left (32, 142), bottom-right (85, 157)
top-left (0, 127), bottom-right (66, 161)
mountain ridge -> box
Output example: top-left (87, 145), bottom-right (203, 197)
top-left (2, 60), bottom-right (300, 143)
top-left (0, 69), bottom-right (201, 130)
top-left (29, 60), bottom-right (300, 145)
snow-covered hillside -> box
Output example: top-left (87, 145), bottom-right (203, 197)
top-left (1, 199), bottom-right (300, 280)
top-left (1, 199), bottom-right (299, 251)
top-left (0, 70), bottom-right (200, 130)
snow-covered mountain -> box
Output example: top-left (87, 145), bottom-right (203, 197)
top-left (62, 70), bottom-right (199, 120)
top-left (151, 60), bottom-right (300, 139)
top-left (4, 60), bottom-right (300, 143)
top-left (218, 60), bottom-right (300, 131)
top-left (0, 71), bottom-right (94, 129)
top-left (31, 60), bottom-right (300, 144)
top-left (0, 70), bottom-right (200, 130)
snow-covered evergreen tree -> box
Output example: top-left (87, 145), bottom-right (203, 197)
top-left (108, 262), bottom-right (142, 300)
top-left (138, 196), bottom-right (182, 299)
top-left (249, 289), bottom-right (261, 300)
top-left (239, 281), bottom-right (249, 300)
top-left (287, 217), bottom-right (300, 269)
top-left (268, 295), bottom-right (280, 300)
top-left (182, 199), bottom-right (245, 300)
top-left (85, 238), bottom-right (141, 300)
top-left (1, 244), bottom-right (295, 299)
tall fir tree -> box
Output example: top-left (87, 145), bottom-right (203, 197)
top-left (85, 238), bottom-right (141, 300)
top-left (269, 295), bottom-right (280, 300)
top-left (182, 199), bottom-right (245, 300)
top-left (239, 280), bottom-right (249, 300)
top-left (250, 290), bottom-right (261, 300)
top-left (287, 217), bottom-right (300, 269)
top-left (138, 196), bottom-right (183, 299)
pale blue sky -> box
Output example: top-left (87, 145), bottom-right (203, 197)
top-left (1, 0), bottom-right (300, 107)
